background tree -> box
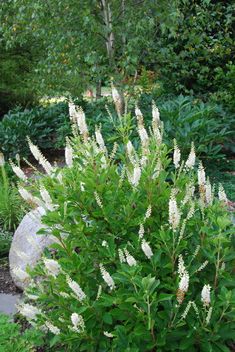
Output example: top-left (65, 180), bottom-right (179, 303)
top-left (0, 0), bottom-right (179, 98)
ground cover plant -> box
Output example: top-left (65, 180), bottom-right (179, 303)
top-left (12, 100), bottom-right (235, 351)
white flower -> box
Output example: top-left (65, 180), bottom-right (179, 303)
top-left (144, 205), bottom-right (152, 221)
top-left (127, 140), bottom-right (134, 156)
top-left (124, 249), bottom-right (137, 267)
top-left (181, 301), bottom-right (192, 319)
top-left (71, 313), bottom-right (85, 332)
top-left (179, 272), bottom-right (189, 292)
top-left (111, 85), bottom-right (120, 103)
top-left (45, 321), bottom-right (60, 335)
top-left (138, 224), bottom-right (145, 239)
top-left (205, 178), bottom-right (213, 205)
top-left (152, 101), bottom-right (160, 130)
top-left (99, 264), bottom-right (115, 290)
top-left (185, 142), bottom-right (196, 169)
top-left (10, 161), bottom-right (27, 181)
top-left (104, 331), bottom-right (114, 338)
top-left (196, 261), bottom-right (208, 272)
top-left (94, 191), bottom-right (103, 208)
top-left (95, 128), bottom-right (106, 152)
top-left (40, 186), bottom-right (56, 211)
top-left (68, 102), bottom-right (77, 123)
top-left (178, 255), bottom-right (187, 278)
top-left (76, 107), bottom-right (88, 138)
top-left (118, 249), bottom-right (126, 263)
top-left (198, 162), bottom-right (206, 186)
top-left (27, 138), bottom-right (53, 175)
top-left (138, 126), bottom-right (149, 146)
top-left (60, 292), bottom-right (70, 298)
top-left (65, 140), bottom-right (73, 168)
top-left (173, 140), bottom-right (181, 169)
top-left (141, 240), bottom-right (153, 259)
top-left (18, 187), bottom-right (35, 203)
top-left (218, 183), bottom-right (228, 203)
top-left (0, 152), bottom-right (5, 166)
top-left (12, 267), bottom-right (30, 282)
top-left (27, 137), bottom-right (41, 161)
top-left (135, 105), bottom-right (143, 121)
top-left (43, 258), bottom-right (61, 277)
top-left (67, 277), bottom-right (86, 301)
top-left (130, 165), bottom-right (141, 187)
top-left (169, 191), bottom-right (181, 231)
top-left (96, 285), bottom-right (102, 300)
top-left (102, 240), bottom-right (108, 247)
top-left (201, 284), bottom-right (211, 306)
top-left (206, 307), bottom-right (213, 325)
top-left (18, 303), bottom-right (41, 321)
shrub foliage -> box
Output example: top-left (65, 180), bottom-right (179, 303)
top-left (15, 102), bottom-right (235, 351)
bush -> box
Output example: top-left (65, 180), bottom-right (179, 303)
top-left (0, 158), bottom-right (27, 231)
top-left (0, 230), bottom-right (12, 258)
top-left (0, 313), bottom-right (44, 352)
top-left (16, 103), bottom-right (235, 351)
top-left (0, 102), bottom-right (70, 159)
top-left (154, 1), bottom-right (234, 99)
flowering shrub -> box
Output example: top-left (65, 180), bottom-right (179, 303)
top-left (14, 101), bottom-right (235, 351)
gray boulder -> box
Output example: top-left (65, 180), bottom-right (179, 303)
top-left (9, 207), bottom-right (55, 290)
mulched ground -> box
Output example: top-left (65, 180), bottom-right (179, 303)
top-left (0, 258), bottom-right (21, 294)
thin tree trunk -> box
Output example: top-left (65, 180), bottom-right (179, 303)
top-left (96, 80), bottom-right (102, 100)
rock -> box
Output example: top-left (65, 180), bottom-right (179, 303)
top-left (0, 293), bottom-right (22, 316)
top-left (9, 207), bottom-right (55, 290)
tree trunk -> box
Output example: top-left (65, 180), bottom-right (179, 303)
top-left (96, 80), bottom-right (102, 100)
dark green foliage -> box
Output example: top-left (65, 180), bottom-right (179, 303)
top-left (0, 164), bottom-right (27, 231)
top-left (0, 102), bottom-right (70, 159)
top-left (154, 0), bottom-right (235, 100)
top-left (0, 231), bottom-right (12, 258)
top-left (0, 41), bottom-right (39, 117)
top-left (0, 314), bottom-right (44, 352)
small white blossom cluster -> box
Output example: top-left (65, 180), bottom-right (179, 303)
top-left (177, 255), bottom-right (189, 304)
top-left (169, 191), bottom-right (181, 231)
top-left (45, 321), bottom-right (60, 335)
top-left (71, 313), bottom-right (85, 332)
top-left (118, 249), bottom-right (126, 263)
top-left (128, 164), bottom-right (142, 188)
top-left (18, 187), bottom-right (40, 206)
top-left (173, 139), bottom-right (181, 169)
top-left (144, 205), bottom-right (152, 222)
top-left (141, 239), bottom-right (153, 259)
top-left (40, 185), bottom-right (57, 211)
top-left (27, 138), bottom-right (53, 175)
top-left (18, 303), bottom-right (41, 321)
top-left (94, 191), bottom-right (103, 208)
top-left (95, 126), bottom-right (106, 152)
top-left (10, 160), bottom-right (27, 181)
top-left (67, 277), bottom-right (86, 301)
top-left (205, 178), bottom-right (213, 205)
top-left (182, 182), bottom-right (195, 205)
top-left (185, 142), bottom-right (196, 169)
top-left (0, 152), bottom-right (5, 166)
top-left (198, 162), bottom-right (206, 188)
top-left (99, 264), bottom-right (115, 290)
top-left (69, 102), bottom-right (88, 141)
top-left (218, 183), bottom-right (228, 203)
top-left (43, 258), bottom-right (61, 278)
top-left (124, 249), bottom-right (137, 267)
top-left (151, 101), bottom-right (162, 144)
top-left (65, 137), bottom-right (73, 168)
top-left (135, 105), bottom-right (149, 152)
top-left (201, 284), bottom-right (211, 307)
top-left (138, 224), bottom-right (145, 239)
top-left (12, 267), bottom-right (30, 283)
top-left (196, 260), bottom-right (208, 273)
